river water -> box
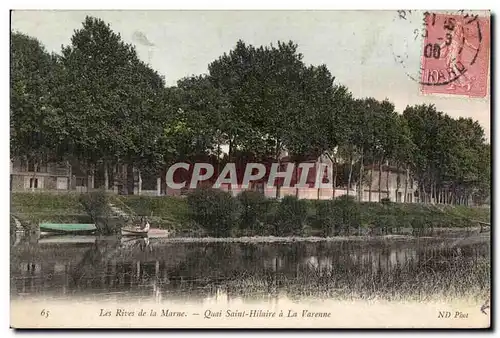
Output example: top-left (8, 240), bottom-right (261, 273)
top-left (10, 232), bottom-right (490, 303)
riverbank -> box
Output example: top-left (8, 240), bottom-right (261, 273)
top-left (11, 232), bottom-right (491, 328)
top-left (11, 192), bottom-right (491, 237)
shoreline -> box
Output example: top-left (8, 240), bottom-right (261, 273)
top-left (14, 226), bottom-right (490, 245)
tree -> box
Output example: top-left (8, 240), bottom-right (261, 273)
top-left (377, 99), bottom-right (399, 201)
top-left (284, 64), bottom-right (337, 198)
top-left (209, 40), bottom-right (307, 198)
top-left (10, 32), bottom-right (65, 191)
top-left (60, 16), bottom-right (167, 193)
top-left (347, 98), bottom-right (378, 201)
top-left (403, 104), bottom-right (489, 205)
top-left (392, 115), bottom-right (415, 202)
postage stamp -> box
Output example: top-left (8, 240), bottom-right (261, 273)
top-left (391, 10), bottom-right (490, 98)
top-left (9, 10), bottom-right (491, 330)
top-left (420, 12), bottom-right (490, 97)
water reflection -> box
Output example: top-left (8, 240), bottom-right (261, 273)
top-left (11, 235), bottom-right (490, 302)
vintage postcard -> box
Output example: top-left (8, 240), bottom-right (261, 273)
top-left (10, 10), bottom-right (491, 329)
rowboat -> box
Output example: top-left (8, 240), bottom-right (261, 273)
top-left (121, 227), bottom-right (149, 237)
top-left (122, 221), bottom-right (150, 237)
top-left (39, 223), bottom-right (97, 235)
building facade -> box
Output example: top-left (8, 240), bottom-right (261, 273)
top-left (10, 156), bottom-right (419, 203)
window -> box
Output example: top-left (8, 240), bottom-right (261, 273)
top-left (76, 177), bottom-right (87, 187)
top-left (27, 161), bottom-right (47, 173)
top-left (29, 178), bottom-right (38, 189)
top-left (27, 161), bottom-right (39, 172)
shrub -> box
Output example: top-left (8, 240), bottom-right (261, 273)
top-left (313, 200), bottom-right (340, 236)
top-left (79, 189), bottom-right (118, 235)
top-left (187, 188), bottom-right (241, 237)
top-left (380, 197), bottom-right (391, 204)
top-left (410, 214), bottom-right (431, 236)
top-left (79, 189), bottom-right (109, 221)
top-left (237, 190), bottom-right (269, 232)
top-left (273, 196), bottom-right (308, 236)
top-left (332, 195), bottom-right (361, 235)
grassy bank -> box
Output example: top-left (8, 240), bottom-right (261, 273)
top-left (11, 191), bottom-right (490, 237)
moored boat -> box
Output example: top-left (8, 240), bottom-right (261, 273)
top-left (121, 227), bottom-right (150, 237)
top-left (121, 217), bottom-right (150, 236)
top-left (39, 223), bottom-right (97, 235)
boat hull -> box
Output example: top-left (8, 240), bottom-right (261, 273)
top-left (39, 223), bottom-right (97, 236)
top-left (121, 228), bottom-right (149, 237)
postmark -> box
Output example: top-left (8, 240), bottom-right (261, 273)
top-left (391, 10), bottom-right (490, 97)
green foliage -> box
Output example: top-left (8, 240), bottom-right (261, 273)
top-left (79, 190), bottom-right (118, 235)
top-left (272, 196), bottom-right (308, 236)
top-left (11, 192), bottom-right (84, 214)
top-left (187, 188), bottom-right (241, 237)
top-left (59, 16), bottom-right (168, 174)
top-left (10, 17), bottom-right (489, 209)
top-left (10, 32), bottom-right (65, 166)
top-left (313, 200), bottom-right (339, 236)
top-left (11, 192), bottom-right (490, 237)
top-left (332, 195), bottom-right (361, 234)
top-left (79, 190), bottom-right (109, 221)
top-left (116, 195), bottom-right (189, 223)
top-left (237, 191), bottom-right (270, 232)
top-left (403, 104), bottom-right (489, 205)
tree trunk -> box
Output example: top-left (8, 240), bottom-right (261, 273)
top-left (275, 140), bottom-right (281, 199)
top-left (357, 148), bottom-right (364, 201)
top-left (332, 159), bottom-right (337, 199)
top-left (86, 162), bottom-right (91, 192)
top-left (317, 159), bottom-right (321, 200)
top-left (67, 161), bottom-right (72, 191)
top-left (228, 138), bottom-right (233, 193)
top-left (378, 160), bottom-right (383, 202)
top-left (104, 162), bottom-right (109, 191)
top-left (275, 169), bottom-right (281, 199)
top-left (395, 165), bottom-right (401, 203)
top-left (87, 164), bottom-right (95, 192)
top-left (404, 168), bottom-right (408, 203)
top-left (156, 177), bottom-right (161, 196)
top-left (324, 153), bottom-right (337, 200)
top-left (138, 169), bottom-right (142, 195)
top-left (369, 164), bottom-right (373, 202)
top-left (126, 164), bottom-right (134, 195)
top-left (347, 154), bottom-right (353, 197)
top-left (31, 162), bottom-right (38, 192)
top-left (386, 162), bottom-right (390, 199)
top-left (430, 181), bottom-right (435, 204)
top-left (358, 148), bottom-right (365, 202)
top-left (295, 162), bottom-right (299, 198)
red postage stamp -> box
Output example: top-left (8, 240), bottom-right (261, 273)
top-left (420, 12), bottom-right (490, 98)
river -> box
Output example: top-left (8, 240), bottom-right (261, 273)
top-left (10, 231), bottom-right (490, 303)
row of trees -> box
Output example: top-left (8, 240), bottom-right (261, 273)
top-left (10, 16), bottom-right (490, 205)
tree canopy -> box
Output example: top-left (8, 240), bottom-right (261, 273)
top-left (10, 16), bottom-right (490, 205)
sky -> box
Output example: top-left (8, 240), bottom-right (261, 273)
top-left (10, 10), bottom-right (491, 140)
